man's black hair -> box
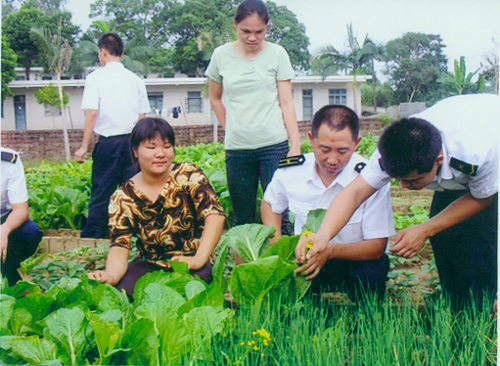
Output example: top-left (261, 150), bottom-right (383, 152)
top-left (234, 0), bottom-right (269, 25)
top-left (130, 117), bottom-right (175, 165)
top-left (311, 104), bottom-right (359, 141)
top-left (97, 32), bottom-right (124, 57)
top-left (378, 118), bottom-right (442, 178)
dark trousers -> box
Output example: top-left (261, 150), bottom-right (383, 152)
top-left (430, 190), bottom-right (498, 311)
top-left (225, 141), bottom-right (292, 234)
top-left (1, 215), bottom-right (42, 286)
top-left (310, 254), bottom-right (390, 305)
top-left (81, 134), bottom-right (137, 239)
top-left (116, 259), bottom-right (213, 299)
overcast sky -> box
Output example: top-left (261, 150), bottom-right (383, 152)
top-left (67, 0), bottom-right (499, 79)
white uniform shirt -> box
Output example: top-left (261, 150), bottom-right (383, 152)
top-left (264, 152), bottom-right (395, 245)
top-left (1, 147), bottom-right (28, 219)
top-left (361, 94), bottom-right (499, 199)
top-left (81, 62), bottom-right (150, 137)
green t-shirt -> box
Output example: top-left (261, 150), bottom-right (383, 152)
top-left (206, 42), bottom-right (295, 150)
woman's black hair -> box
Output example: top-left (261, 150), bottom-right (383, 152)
top-left (234, 0), bottom-right (269, 24)
top-left (130, 117), bottom-right (175, 164)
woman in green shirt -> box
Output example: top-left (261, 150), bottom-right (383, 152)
top-left (206, 0), bottom-right (300, 230)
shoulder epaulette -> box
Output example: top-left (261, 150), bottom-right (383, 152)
top-left (354, 162), bottom-right (366, 173)
top-left (1, 151), bottom-right (18, 163)
top-left (449, 157), bottom-right (478, 176)
top-left (279, 154), bottom-right (305, 168)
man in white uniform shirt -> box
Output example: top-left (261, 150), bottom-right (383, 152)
top-left (302, 94), bottom-right (499, 310)
top-left (75, 33), bottom-right (150, 239)
top-left (262, 105), bottom-right (395, 303)
top-left (1, 147), bottom-right (42, 286)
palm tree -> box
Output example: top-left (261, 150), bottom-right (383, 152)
top-left (437, 56), bottom-right (484, 95)
top-left (314, 23), bottom-right (377, 114)
top-left (31, 23), bottom-right (72, 162)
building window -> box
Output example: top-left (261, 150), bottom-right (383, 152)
top-left (329, 88), bottom-right (347, 105)
top-left (44, 105), bottom-right (61, 117)
top-left (186, 91), bottom-right (202, 113)
top-left (302, 89), bottom-right (313, 121)
top-left (42, 75), bottom-right (53, 80)
top-left (16, 75), bottom-right (26, 81)
top-left (148, 92), bottom-right (163, 115)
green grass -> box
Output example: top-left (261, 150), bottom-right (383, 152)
top-left (189, 294), bottom-right (497, 365)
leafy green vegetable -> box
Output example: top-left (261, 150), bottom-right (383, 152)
top-left (229, 255), bottom-right (297, 308)
top-left (223, 224), bottom-right (275, 263)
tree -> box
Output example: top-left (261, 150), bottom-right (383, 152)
top-left (437, 56), bottom-right (484, 96)
top-left (266, 1), bottom-right (310, 71)
top-left (384, 32), bottom-right (448, 104)
top-left (31, 24), bottom-right (73, 162)
top-left (167, 0), bottom-right (238, 76)
top-left (479, 36), bottom-right (499, 95)
top-left (1, 36), bottom-right (18, 103)
top-left (34, 83), bottom-right (70, 126)
top-left (89, 0), bottom-right (173, 46)
top-left (314, 23), bottom-right (377, 114)
top-left (17, 0), bottom-right (68, 15)
top-left (2, 7), bottom-right (45, 80)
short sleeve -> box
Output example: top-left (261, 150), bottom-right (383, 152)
top-left (205, 48), bottom-right (222, 83)
top-left (81, 73), bottom-right (100, 110)
top-left (263, 170), bottom-right (289, 214)
top-left (187, 165), bottom-right (226, 219)
top-left (137, 79), bottom-right (151, 114)
top-left (360, 182), bottom-right (396, 240)
top-left (468, 142), bottom-right (498, 199)
top-left (360, 149), bottom-right (392, 190)
top-left (108, 189), bottom-right (134, 250)
top-left (276, 46), bottom-right (295, 81)
top-left (6, 157), bottom-right (28, 204)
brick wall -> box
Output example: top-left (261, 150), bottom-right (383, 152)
top-left (1, 119), bottom-right (383, 161)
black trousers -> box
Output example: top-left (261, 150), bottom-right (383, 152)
top-left (1, 214), bottom-right (42, 286)
top-left (310, 254), bottom-right (390, 305)
top-left (430, 190), bottom-right (498, 311)
top-left (81, 134), bottom-right (137, 239)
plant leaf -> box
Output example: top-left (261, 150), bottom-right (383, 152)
top-left (223, 224), bottom-right (275, 263)
top-left (11, 336), bottom-right (60, 365)
top-left (185, 280), bottom-right (207, 300)
top-left (262, 235), bottom-right (300, 262)
top-left (168, 260), bottom-right (190, 275)
top-left (229, 255), bottom-right (297, 308)
top-left (301, 209), bottom-right (327, 233)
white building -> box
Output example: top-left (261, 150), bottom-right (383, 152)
top-left (1, 67), bottom-right (371, 130)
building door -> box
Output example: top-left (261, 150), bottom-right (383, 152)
top-left (14, 95), bottom-right (26, 130)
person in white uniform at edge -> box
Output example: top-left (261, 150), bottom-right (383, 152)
top-left (297, 94), bottom-right (499, 311)
top-left (261, 105), bottom-right (395, 304)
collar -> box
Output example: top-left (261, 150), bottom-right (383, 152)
top-left (309, 153), bottom-right (359, 189)
top-left (104, 61), bottom-right (124, 68)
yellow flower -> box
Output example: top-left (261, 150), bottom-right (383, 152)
top-left (261, 353), bottom-right (265, 357)
top-left (240, 342), bottom-right (245, 346)
top-left (255, 328), bottom-right (271, 341)
top-left (263, 340), bottom-right (268, 346)
top-left (302, 230), bottom-right (312, 236)
top-left (253, 346), bottom-right (259, 351)
top-left (247, 340), bottom-right (256, 346)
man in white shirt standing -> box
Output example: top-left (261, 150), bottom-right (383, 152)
top-left (75, 33), bottom-right (150, 239)
top-left (261, 105), bottom-right (395, 304)
top-left (1, 147), bottom-right (43, 286)
top-left (301, 94), bottom-right (499, 311)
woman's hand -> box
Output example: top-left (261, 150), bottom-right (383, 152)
top-left (87, 270), bottom-right (116, 285)
top-left (170, 255), bottom-right (206, 271)
top-left (287, 143), bottom-right (302, 157)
